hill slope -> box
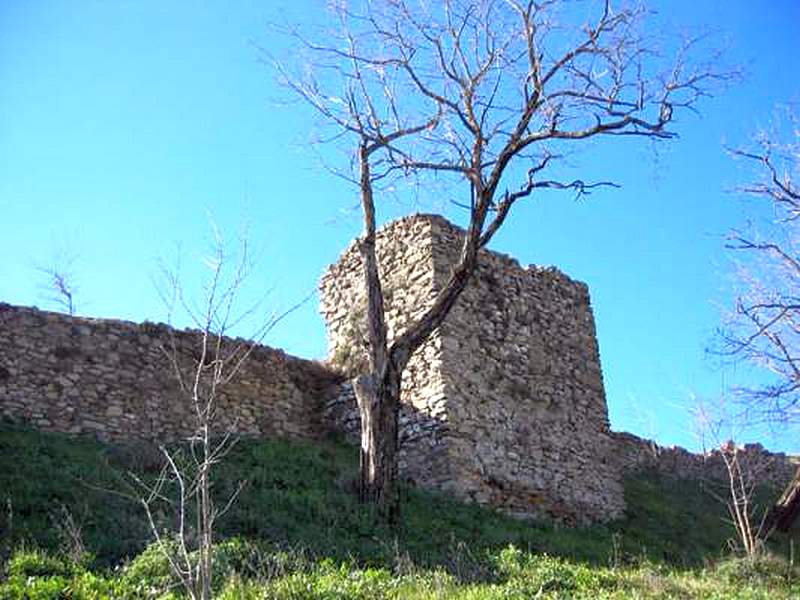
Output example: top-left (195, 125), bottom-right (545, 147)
top-left (1, 424), bottom-right (798, 598)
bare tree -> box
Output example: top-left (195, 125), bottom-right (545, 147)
top-left (723, 109), bottom-right (800, 423)
top-left (720, 107), bottom-right (800, 532)
top-left (36, 247), bottom-right (79, 315)
top-left (719, 441), bottom-right (775, 558)
top-left (278, 0), bottom-right (731, 523)
top-left (133, 225), bottom-right (288, 600)
top-left (694, 403), bottom-right (774, 557)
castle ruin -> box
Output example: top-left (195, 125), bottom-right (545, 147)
top-left (0, 213), bottom-right (795, 524)
top-left (320, 214), bottom-right (624, 522)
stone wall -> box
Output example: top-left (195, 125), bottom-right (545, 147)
top-left (320, 214), bottom-right (624, 523)
top-left (3, 214), bottom-right (796, 525)
top-left (0, 303), bottom-right (342, 442)
top-left (432, 220), bottom-right (623, 523)
top-left (612, 431), bottom-right (798, 487)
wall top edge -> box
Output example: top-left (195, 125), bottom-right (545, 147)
top-left (0, 301), bottom-right (334, 370)
top-left (319, 213), bottom-right (589, 291)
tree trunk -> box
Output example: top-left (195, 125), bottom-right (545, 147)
top-left (353, 361), bottom-right (402, 524)
top-left (352, 143), bottom-right (491, 523)
top-left (355, 141), bottom-right (404, 522)
top-left (767, 466), bottom-right (800, 532)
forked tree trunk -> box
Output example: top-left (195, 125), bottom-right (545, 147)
top-left (353, 363), bottom-right (402, 524)
top-left (355, 142), bottom-right (404, 522)
top-left (353, 138), bottom-right (491, 523)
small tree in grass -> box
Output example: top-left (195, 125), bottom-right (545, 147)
top-left (35, 246), bottom-right (80, 316)
top-left (133, 223), bottom-right (293, 600)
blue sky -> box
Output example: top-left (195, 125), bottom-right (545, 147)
top-left (1, 1), bottom-right (799, 452)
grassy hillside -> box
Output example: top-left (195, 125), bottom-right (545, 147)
top-left (1, 423), bottom-right (798, 598)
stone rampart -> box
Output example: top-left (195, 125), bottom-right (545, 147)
top-left (0, 303), bottom-right (342, 442)
top-left (612, 431), bottom-right (797, 487)
top-left (320, 214), bottom-right (624, 523)
top-left (2, 213), bottom-right (796, 525)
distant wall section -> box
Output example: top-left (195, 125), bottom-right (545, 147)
top-left (612, 431), bottom-right (797, 487)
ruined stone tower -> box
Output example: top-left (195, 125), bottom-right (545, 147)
top-left (5, 213), bottom-right (794, 525)
top-left (320, 214), bottom-right (624, 523)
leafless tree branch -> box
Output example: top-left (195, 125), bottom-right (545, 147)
top-left (278, 0), bottom-right (732, 522)
top-left (718, 107), bottom-right (800, 424)
top-left (135, 222), bottom-right (298, 599)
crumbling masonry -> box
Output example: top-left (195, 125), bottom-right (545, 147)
top-left (1, 214), bottom-right (795, 524)
top-left (320, 214), bottom-right (624, 523)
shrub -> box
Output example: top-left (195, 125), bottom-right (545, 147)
top-left (0, 575), bottom-right (68, 600)
top-left (266, 560), bottom-right (398, 600)
top-left (120, 537), bottom-right (272, 597)
top-left (714, 552), bottom-right (796, 587)
top-left (494, 544), bottom-right (525, 579)
top-left (66, 572), bottom-right (126, 599)
top-left (6, 549), bottom-right (77, 579)
top-left (119, 539), bottom-right (180, 597)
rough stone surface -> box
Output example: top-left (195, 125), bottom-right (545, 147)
top-left (2, 213), bottom-right (796, 524)
top-left (612, 431), bottom-right (798, 487)
top-left (320, 214), bottom-right (623, 523)
top-left (0, 303), bottom-right (342, 442)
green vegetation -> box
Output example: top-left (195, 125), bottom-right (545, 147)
top-left (1, 424), bottom-right (798, 598)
